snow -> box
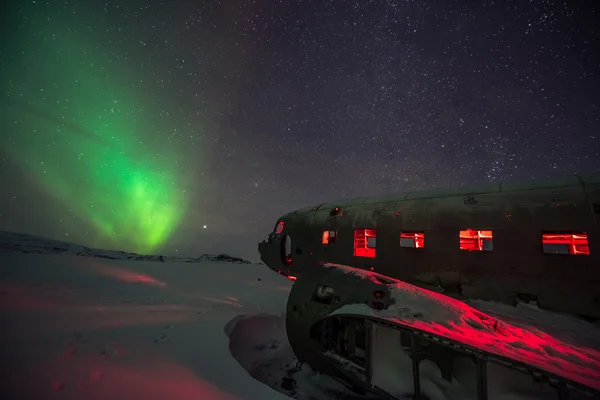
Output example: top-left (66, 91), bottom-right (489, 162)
top-left (368, 323), bottom-right (558, 400)
top-left (0, 237), bottom-right (246, 397)
top-left (326, 264), bottom-right (600, 393)
top-left (0, 230), bottom-right (254, 264)
top-left (466, 299), bottom-right (600, 350)
top-left (369, 324), bottom-right (414, 397)
top-left (1, 233), bottom-right (599, 400)
top-left (0, 232), bottom-right (374, 400)
top-left (0, 249), bottom-right (292, 399)
top-left (226, 314), bottom-right (373, 399)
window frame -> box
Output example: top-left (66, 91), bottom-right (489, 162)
top-left (400, 232), bottom-right (425, 249)
top-left (354, 229), bottom-right (377, 258)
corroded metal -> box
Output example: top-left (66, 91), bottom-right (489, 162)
top-left (260, 174), bottom-right (600, 319)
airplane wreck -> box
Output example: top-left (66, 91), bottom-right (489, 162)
top-left (259, 174), bottom-right (600, 399)
top-left (286, 263), bottom-right (600, 399)
top-left (259, 173), bottom-right (599, 319)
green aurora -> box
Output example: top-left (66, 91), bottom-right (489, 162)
top-left (2, 8), bottom-right (188, 253)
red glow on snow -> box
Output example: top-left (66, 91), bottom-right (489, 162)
top-left (406, 316), bottom-right (600, 391)
top-left (334, 266), bottom-right (600, 391)
top-left (459, 229), bottom-right (493, 251)
top-left (542, 233), bottom-right (590, 255)
top-left (81, 260), bottom-right (167, 287)
top-left (116, 272), bottom-right (166, 286)
top-left (106, 269), bottom-right (165, 286)
top-left (41, 353), bottom-right (238, 400)
top-left (354, 229), bottom-right (376, 258)
top-left (400, 232), bottom-right (425, 248)
top-left (0, 284), bottom-right (52, 310)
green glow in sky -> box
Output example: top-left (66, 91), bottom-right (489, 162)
top-left (2, 9), bottom-right (187, 253)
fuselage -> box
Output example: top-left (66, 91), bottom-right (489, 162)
top-left (258, 174), bottom-right (600, 319)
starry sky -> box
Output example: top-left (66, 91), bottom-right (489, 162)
top-left (1, 0), bottom-right (599, 260)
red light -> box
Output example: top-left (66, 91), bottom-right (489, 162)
top-left (287, 275), bottom-right (297, 281)
top-left (326, 264), bottom-right (600, 391)
top-left (322, 230), bottom-right (337, 245)
top-left (459, 229), bottom-right (493, 251)
top-left (400, 232), bottom-right (425, 248)
top-left (275, 221), bottom-right (284, 234)
top-left (542, 233), bottom-right (590, 255)
top-left (354, 229), bottom-right (376, 258)
top-left (330, 207), bottom-right (342, 216)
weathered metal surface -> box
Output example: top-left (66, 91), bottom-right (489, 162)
top-left (260, 174), bottom-right (600, 319)
top-left (285, 264), bottom-right (600, 399)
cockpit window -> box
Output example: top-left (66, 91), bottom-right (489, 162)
top-left (274, 221), bottom-right (284, 234)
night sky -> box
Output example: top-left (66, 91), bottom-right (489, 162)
top-left (1, 0), bottom-right (599, 260)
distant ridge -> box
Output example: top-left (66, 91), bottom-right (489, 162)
top-left (0, 230), bottom-right (258, 265)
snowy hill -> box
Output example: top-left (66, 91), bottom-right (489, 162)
top-left (0, 231), bottom-right (365, 400)
top-left (0, 230), bottom-right (257, 264)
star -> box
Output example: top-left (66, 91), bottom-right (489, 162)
top-left (0, 0), bottom-right (598, 260)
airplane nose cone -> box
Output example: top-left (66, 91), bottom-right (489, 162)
top-left (259, 232), bottom-right (298, 280)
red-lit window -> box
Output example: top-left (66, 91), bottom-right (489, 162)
top-left (459, 229), bottom-right (493, 251)
top-left (322, 230), bottom-right (337, 244)
top-left (542, 233), bottom-right (590, 255)
top-left (354, 229), bottom-right (376, 258)
top-left (400, 232), bottom-right (425, 248)
top-left (274, 221), bottom-right (284, 234)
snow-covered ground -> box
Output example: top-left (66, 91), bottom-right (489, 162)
top-left (0, 232), bottom-right (368, 400)
top-left (1, 231), bottom-right (599, 400)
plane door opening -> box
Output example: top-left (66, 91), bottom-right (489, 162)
top-left (281, 235), bottom-right (292, 266)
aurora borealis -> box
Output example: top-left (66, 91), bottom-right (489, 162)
top-left (1, 1), bottom-right (599, 259)
top-left (1, 4), bottom-right (189, 253)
